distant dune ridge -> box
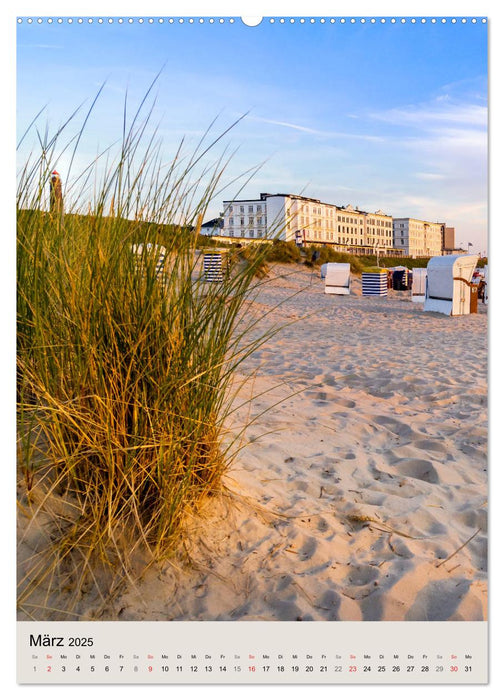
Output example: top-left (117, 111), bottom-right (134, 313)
top-left (21, 261), bottom-right (485, 622)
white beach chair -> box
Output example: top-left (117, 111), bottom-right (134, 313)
top-left (324, 262), bottom-right (351, 295)
top-left (423, 254), bottom-right (478, 316)
top-left (131, 242), bottom-right (167, 277)
top-left (411, 268), bottom-right (427, 303)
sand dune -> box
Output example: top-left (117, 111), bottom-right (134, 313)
top-left (17, 261), bottom-right (487, 622)
top-left (112, 262), bottom-right (487, 622)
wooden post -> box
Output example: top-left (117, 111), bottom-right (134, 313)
top-left (49, 170), bottom-right (64, 223)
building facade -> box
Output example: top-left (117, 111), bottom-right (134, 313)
top-left (200, 217), bottom-right (224, 236)
top-left (393, 218), bottom-right (443, 258)
top-left (222, 193), bottom-right (395, 253)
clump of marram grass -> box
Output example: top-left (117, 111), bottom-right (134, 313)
top-left (16, 92), bottom-right (275, 619)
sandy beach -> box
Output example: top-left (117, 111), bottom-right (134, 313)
top-left (17, 261), bottom-right (488, 622)
top-left (106, 262), bottom-right (488, 622)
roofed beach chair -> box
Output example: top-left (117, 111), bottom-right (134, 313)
top-left (131, 242), bottom-right (167, 277)
top-left (411, 267), bottom-right (427, 303)
top-left (203, 249), bottom-right (229, 282)
top-left (423, 254), bottom-right (478, 316)
top-left (324, 262), bottom-right (351, 295)
top-left (361, 267), bottom-right (388, 297)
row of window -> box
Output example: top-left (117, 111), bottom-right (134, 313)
top-left (227, 204), bottom-right (263, 214)
top-left (228, 217), bottom-right (263, 226)
top-left (296, 215), bottom-right (393, 227)
top-left (227, 203), bottom-right (394, 226)
top-left (368, 219), bottom-right (393, 228)
top-left (394, 223), bottom-right (442, 231)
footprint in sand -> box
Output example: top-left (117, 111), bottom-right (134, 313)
top-left (453, 508), bottom-right (487, 533)
top-left (413, 439), bottom-right (446, 454)
top-left (334, 397), bottom-right (357, 409)
top-left (316, 516), bottom-right (330, 533)
top-left (298, 536), bottom-right (318, 561)
top-left (373, 415), bottom-right (415, 439)
top-left (318, 589), bottom-right (342, 619)
top-left (393, 458), bottom-right (439, 484)
top-left (405, 578), bottom-right (472, 621)
top-left (346, 564), bottom-right (379, 586)
top-left (265, 596), bottom-right (304, 621)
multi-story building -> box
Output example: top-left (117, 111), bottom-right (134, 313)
top-left (443, 225), bottom-right (455, 251)
top-left (393, 218), bottom-right (443, 258)
top-left (222, 193), bottom-right (395, 253)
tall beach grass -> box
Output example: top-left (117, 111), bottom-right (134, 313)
top-left (16, 93), bottom-right (274, 619)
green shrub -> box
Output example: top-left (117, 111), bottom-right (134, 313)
top-left (265, 239), bottom-right (302, 263)
top-left (303, 245), bottom-right (364, 273)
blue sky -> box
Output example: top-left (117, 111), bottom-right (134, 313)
top-left (16, 16), bottom-right (488, 252)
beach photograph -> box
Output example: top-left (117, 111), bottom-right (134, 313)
top-left (16, 14), bottom-right (488, 626)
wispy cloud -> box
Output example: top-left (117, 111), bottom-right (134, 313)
top-left (244, 114), bottom-right (384, 142)
top-left (370, 96), bottom-right (487, 129)
top-left (17, 43), bottom-right (64, 50)
top-left (246, 115), bottom-right (320, 134)
top-left (415, 172), bottom-right (446, 181)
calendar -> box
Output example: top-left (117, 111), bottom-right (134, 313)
top-left (17, 621), bottom-right (487, 683)
top-left (16, 10), bottom-right (489, 688)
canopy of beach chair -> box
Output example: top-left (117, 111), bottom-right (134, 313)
top-left (424, 254), bottom-right (478, 316)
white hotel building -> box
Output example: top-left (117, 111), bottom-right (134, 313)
top-left (393, 218), bottom-right (444, 258)
top-left (222, 193), bottom-right (395, 253)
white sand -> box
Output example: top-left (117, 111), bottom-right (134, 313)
top-left (111, 263), bottom-right (487, 622)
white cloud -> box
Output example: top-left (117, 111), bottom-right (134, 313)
top-left (371, 98), bottom-right (487, 129)
top-left (415, 172), bottom-right (446, 181)
top-left (17, 44), bottom-right (64, 50)
top-left (244, 114), bottom-right (384, 142)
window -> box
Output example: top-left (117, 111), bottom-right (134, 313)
top-left (240, 217), bottom-right (245, 226)
top-left (229, 229), bottom-right (234, 237)
top-left (256, 205), bottom-right (262, 212)
top-left (257, 216), bottom-right (263, 225)
top-left (248, 205), bottom-right (254, 213)
top-left (229, 217), bottom-right (234, 225)
top-left (249, 217), bottom-right (254, 226)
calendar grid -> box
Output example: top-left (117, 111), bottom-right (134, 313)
top-left (17, 621), bottom-right (488, 684)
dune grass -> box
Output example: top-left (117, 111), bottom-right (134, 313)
top-left (303, 245), bottom-right (364, 273)
top-left (16, 93), bottom-right (274, 619)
